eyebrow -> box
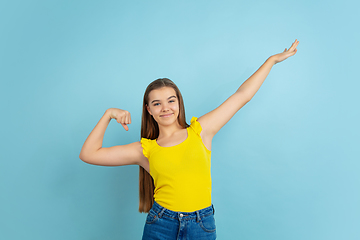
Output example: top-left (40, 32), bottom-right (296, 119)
top-left (151, 95), bottom-right (176, 104)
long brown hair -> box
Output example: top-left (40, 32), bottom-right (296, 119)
top-left (138, 78), bottom-right (189, 213)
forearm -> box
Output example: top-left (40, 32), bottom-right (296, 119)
top-left (79, 110), bottom-right (112, 159)
top-left (236, 56), bottom-right (276, 100)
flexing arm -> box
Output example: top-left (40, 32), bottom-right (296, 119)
top-left (79, 108), bottom-right (148, 170)
top-left (198, 39), bottom-right (299, 145)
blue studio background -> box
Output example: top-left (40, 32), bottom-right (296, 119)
top-left (1, 0), bottom-right (359, 239)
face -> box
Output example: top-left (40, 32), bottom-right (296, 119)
top-left (146, 87), bottom-right (180, 126)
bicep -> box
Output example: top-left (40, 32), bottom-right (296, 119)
top-left (79, 141), bottom-right (147, 167)
top-left (198, 91), bottom-right (250, 138)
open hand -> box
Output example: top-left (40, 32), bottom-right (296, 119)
top-left (272, 39), bottom-right (299, 64)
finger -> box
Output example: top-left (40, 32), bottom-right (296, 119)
top-left (290, 48), bottom-right (297, 56)
top-left (292, 40), bottom-right (299, 48)
top-left (289, 40), bottom-right (296, 50)
top-left (123, 111), bottom-right (130, 124)
top-left (289, 43), bottom-right (295, 51)
top-left (290, 39), bottom-right (299, 51)
top-left (129, 114), bottom-right (132, 124)
top-left (120, 116), bottom-right (126, 125)
top-left (115, 115), bottom-right (120, 123)
top-left (121, 123), bottom-right (129, 131)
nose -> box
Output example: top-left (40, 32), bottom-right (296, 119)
top-left (161, 102), bottom-right (170, 112)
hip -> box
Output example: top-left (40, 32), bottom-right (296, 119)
top-left (142, 201), bottom-right (216, 240)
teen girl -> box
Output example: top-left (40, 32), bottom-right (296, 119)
top-left (79, 39), bottom-right (299, 240)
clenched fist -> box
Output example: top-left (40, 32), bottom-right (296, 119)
top-left (107, 108), bottom-right (131, 131)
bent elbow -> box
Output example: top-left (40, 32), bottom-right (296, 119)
top-left (79, 152), bottom-right (89, 163)
top-left (79, 150), bottom-right (84, 160)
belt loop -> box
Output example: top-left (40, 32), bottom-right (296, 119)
top-left (158, 207), bottom-right (166, 218)
top-left (196, 211), bottom-right (201, 222)
top-left (212, 205), bottom-right (215, 215)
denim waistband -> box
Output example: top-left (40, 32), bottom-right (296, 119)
top-left (150, 201), bottom-right (215, 220)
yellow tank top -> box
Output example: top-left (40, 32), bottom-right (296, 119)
top-left (141, 117), bottom-right (212, 212)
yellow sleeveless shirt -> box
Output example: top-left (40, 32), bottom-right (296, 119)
top-left (141, 117), bottom-right (212, 212)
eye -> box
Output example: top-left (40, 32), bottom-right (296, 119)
top-left (154, 103), bottom-right (160, 106)
top-left (169, 100), bottom-right (175, 103)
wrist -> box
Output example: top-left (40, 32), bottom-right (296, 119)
top-left (268, 55), bottom-right (277, 65)
top-left (104, 109), bottom-right (113, 119)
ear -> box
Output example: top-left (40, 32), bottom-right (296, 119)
top-left (146, 104), bottom-right (152, 115)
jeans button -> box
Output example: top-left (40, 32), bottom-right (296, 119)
top-left (179, 213), bottom-right (183, 217)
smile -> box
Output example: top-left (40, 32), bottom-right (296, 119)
top-left (160, 113), bottom-right (173, 118)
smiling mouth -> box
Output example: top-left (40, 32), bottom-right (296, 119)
top-left (160, 113), bottom-right (173, 118)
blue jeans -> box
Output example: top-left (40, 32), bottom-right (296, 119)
top-left (142, 201), bottom-right (216, 240)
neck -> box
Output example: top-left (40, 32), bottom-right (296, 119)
top-left (158, 120), bottom-right (184, 139)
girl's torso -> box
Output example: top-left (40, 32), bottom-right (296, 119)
top-left (141, 117), bottom-right (212, 212)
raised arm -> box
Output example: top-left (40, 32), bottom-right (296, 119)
top-left (79, 108), bottom-right (149, 172)
top-left (198, 39), bottom-right (299, 147)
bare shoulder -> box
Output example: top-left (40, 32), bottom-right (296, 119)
top-left (197, 115), bottom-right (214, 137)
top-left (130, 141), bottom-right (150, 172)
top-left (195, 116), bottom-right (213, 151)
